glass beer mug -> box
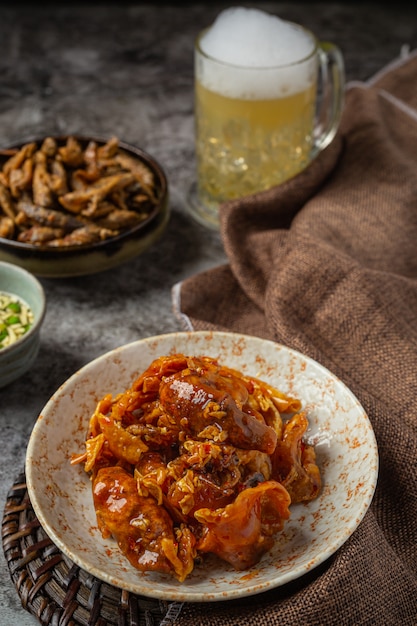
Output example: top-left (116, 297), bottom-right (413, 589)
top-left (187, 8), bottom-right (345, 229)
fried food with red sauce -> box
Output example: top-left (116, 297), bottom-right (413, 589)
top-left (72, 354), bottom-right (321, 581)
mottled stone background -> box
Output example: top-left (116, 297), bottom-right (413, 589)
top-left (0, 3), bottom-right (415, 624)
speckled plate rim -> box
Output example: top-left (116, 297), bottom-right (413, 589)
top-left (25, 331), bottom-right (379, 603)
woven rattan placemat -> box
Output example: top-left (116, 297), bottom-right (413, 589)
top-left (2, 471), bottom-right (184, 626)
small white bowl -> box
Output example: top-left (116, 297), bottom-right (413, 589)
top-left (0, 261), bottom-right (46, 387)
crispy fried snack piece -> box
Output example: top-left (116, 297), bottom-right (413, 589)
top-left (93, 465), bottom-right (196, 582)
top-left (270, 412), bottom-right (322, 503)
top-left (195, 480), bottom-right (291, 569)
top-left (159, 370), bottom-right (278, 455)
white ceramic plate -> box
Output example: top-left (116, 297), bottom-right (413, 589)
top-left (26, 331), bottom-right (378, 603)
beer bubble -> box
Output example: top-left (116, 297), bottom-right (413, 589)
top-left (198, 7), bottom-right (316, 99)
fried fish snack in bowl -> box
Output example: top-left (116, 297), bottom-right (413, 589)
top-left (0, 135), bottom-right (169, 277)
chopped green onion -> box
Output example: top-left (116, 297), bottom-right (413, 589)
top-left (5, 314), bottom-right (20, 325)
top-left (6, 301), bottom-right (21, 313)
top-left (0, 291), bottom-right (34, 349)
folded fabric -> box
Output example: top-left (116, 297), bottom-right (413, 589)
top-left (173, 49), bottom-right (417, 626)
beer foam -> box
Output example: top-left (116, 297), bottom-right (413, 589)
top-left (198, 7), bottom-right (316, 99)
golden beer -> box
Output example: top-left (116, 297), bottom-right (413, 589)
top-left (195, 80), bottom-right (317, 210)
top-left (188, 7), bottom-right (344, 229)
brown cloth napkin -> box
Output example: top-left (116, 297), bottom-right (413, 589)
top-left (173, 50), bottom-right (417, 626)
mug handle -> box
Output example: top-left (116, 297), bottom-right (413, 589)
top-left (313, 41), bottom-right (345, 155)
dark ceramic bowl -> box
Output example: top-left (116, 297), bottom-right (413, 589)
top-left (0, 136), bottom-right (169, 278)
